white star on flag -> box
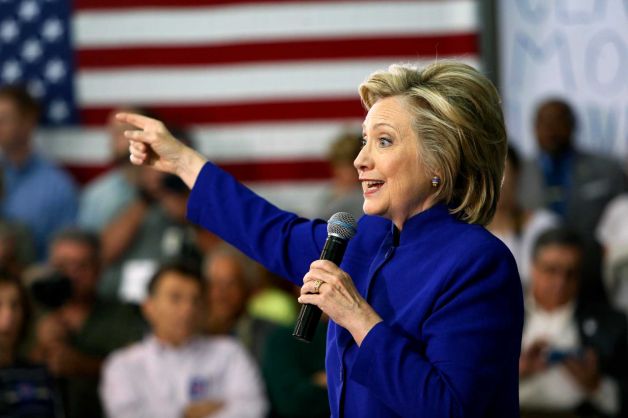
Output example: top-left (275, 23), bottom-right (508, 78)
top-left (18, 0), bottom-right (40, 22)
top-left (44, 58), bottom-right (66, 83)
top-left (49, 99), bottom-right (69, 122)
top-left (42, 18), bottom-right (63, 42)
top-left (2, 60), bottom-right (22, 83)
top-left (0, 19), bottom-right (19, 43)
top-left (22, 38), bottom-right (43, 62)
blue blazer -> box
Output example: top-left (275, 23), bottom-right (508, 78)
top-left (187, 162), bottom-right (524, 418)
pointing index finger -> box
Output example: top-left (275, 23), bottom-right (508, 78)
top-left (116, 112), bottom-right (157, 130)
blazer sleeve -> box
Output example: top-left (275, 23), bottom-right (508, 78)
top-left (186, 162), bottom-right (328, 285)
top-left (350, 241), bottom-right (524, 417)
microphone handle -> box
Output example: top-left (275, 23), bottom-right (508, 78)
top-left (293, 235), bottom-right (347, 342)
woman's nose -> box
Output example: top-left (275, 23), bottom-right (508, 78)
top-left (353, 144), bottom-right (372, 172)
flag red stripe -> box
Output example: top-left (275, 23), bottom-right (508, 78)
top-left (220, 159), bottom-right (331, 182)
top-left (65, 164), bottom-right (113, 185)
top-left (80, 97), bottom-right (365, 126)
top-left (76, 34), bottom-right (478, 69)
top-left (65, 159), bottom-right (331, 185)
top-left (74, 0), bottom-right (411, 11)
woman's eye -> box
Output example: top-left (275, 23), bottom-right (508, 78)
top-left (378, 137), bottom-right (392, 147)
top-left (360, 137), bottom-right (367, 147)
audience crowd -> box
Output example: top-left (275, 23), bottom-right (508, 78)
top-left (1, 83), bottom-right (628, 418)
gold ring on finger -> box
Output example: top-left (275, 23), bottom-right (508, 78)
top-left (313, 279), bottom-right (323, 294)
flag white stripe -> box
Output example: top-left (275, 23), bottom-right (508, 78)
top-left (35, 129), bottom-right (110, 163)
top-left (74, 1), bottom-right (478, 48)
top-left (76, 57), bottom-right (480, 105)
top-left (38, 121), bottom-right (364, 164)
top-left (191, 122), bottom-right (363, 161)
top-left (247, 181), bottom-right (336, 217)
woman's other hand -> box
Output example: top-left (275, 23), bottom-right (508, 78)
top-left (299, 260), bottom-right (382, 346)
top-left (117, 112), bottom-right (207, 188)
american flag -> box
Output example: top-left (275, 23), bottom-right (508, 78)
top-left (1, 0), bottom-right (480, 214)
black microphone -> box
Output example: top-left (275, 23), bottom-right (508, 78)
top-left (293, 212), bottom-right (357, 342)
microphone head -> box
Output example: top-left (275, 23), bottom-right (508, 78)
top-left (327, 212), bottom-right (357, 240)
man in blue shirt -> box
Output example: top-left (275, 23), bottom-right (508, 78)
top-left (0, 85), bottom-right (78, 259)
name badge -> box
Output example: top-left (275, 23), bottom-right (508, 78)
top-left (188, 376), bottom-right (209, 401)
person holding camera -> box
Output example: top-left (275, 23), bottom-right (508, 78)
top-left (520, 227), bottom-right (628, 417)
top-left (31, 228), bottom-right (145, 418)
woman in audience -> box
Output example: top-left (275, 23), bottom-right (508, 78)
top-left (0, 271), bottom-right (62, 417)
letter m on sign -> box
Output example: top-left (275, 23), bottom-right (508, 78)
top-left (511, 32), bottom-right (577, 91)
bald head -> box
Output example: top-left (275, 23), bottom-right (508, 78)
top-left (204, 248), bottom-right (253, 322)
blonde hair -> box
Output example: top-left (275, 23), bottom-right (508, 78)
top-left (359, 60), bottom-right (507, 225)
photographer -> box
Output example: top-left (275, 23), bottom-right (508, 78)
top-left (31, 229), bottom-right (145, 418)
top-left (520, 228), bottom-right (628, 417)
top-left (98, 130), bottom-right (202, 301)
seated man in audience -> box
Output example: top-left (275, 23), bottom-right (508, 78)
top-left (519, 227), bottom-right (628, 417)
top-left (101, 262), bottom-right (268, 418)
top-left (32, 229), bottom-right (145, 418)
top-left (204, 244), bottom-right (277, 364)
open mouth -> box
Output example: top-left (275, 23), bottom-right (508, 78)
top-left (363, 180), bottom-right (385, 194)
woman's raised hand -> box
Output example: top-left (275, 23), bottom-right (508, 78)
top-left (117, 113), bottom-right (207, 188)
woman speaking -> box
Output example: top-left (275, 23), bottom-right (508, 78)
top-left (122, 61), bottom-right (523, 417)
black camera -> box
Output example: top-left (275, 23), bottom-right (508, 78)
top-left (30, 271), bottom-right (73, 309)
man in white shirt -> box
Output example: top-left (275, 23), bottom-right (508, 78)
top-left (519, 227), bottom-right (628, 417)
top-left (100, 262), bottom-right (268, 418)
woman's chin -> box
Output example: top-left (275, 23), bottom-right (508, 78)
top-left (362, 203), bottom-right (384, 218)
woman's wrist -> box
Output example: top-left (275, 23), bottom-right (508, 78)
top-left (175, 147), bottom-right (208, 189)
top-left (349, 306), bottom-right (383, 347)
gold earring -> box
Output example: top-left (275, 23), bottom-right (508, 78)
top-left (431, 176), bottom-right (441, 188)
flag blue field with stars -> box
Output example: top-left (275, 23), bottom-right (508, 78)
top-left (0, 0), bottom-right (78, 125)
